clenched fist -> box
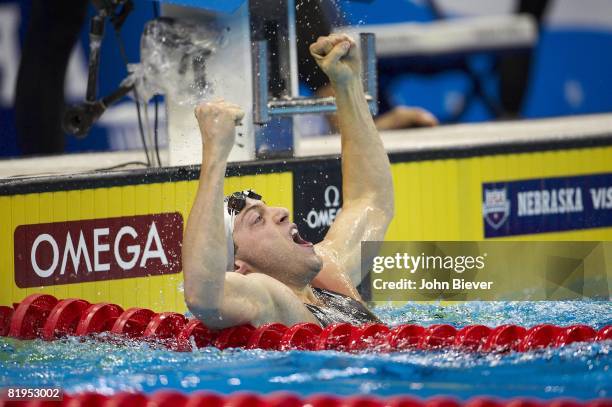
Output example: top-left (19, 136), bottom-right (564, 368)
top-left (194, 100), bottom-right (244, 159)
top-left (309, 34), bottom-right (360, 87)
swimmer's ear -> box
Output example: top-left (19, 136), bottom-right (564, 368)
top-left (234, 259), bottom-right (250, 275)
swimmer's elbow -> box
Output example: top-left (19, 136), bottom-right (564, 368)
top-left (379, 194), bottom-right (394, 222)
top-left (183, 275), bottom-right (223, 319)
top-left (186, 297), bottom-right (260, 330)
top-left (385, 201), bottom-right (395, 224)
top-left (366, 194), bottom-right (394, 225)
top-left (185, 298), bottom-right (224, 327)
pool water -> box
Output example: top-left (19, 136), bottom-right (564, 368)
top-left (1, 301), bottom-right (610, 400)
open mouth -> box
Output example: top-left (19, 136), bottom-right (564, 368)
top-left (290, 226), bottom-right (313, 247)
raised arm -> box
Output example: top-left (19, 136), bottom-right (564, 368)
top-left (309, 34), bottom-right (394, 289)
top-left (182, 101), bottom-right (275, 328)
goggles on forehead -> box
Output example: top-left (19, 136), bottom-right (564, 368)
top-left (225, 189), bottom-right (262, 215)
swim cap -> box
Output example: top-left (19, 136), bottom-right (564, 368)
top-left (223, 189), bottom-right (262, 272)
top-left (223, 200), bottom-right (237, 271)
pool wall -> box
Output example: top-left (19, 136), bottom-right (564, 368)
top-left (1, 137), bottom-right (611, 312)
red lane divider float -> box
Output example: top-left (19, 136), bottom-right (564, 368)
top-left (1, 391), bottom-right (610, 407)
top-left (43, 299), bottom-right (90, 341)
top-left (111, 307), bottom-right (155, 338)
top-left (2, 294), bottom-right (612, 353)
top-left (8, 294), bottom-right (58, 339)
top-left (0, 306), bottom-right (14, 337)
top-left (75, 302), bottom-right (124, 336)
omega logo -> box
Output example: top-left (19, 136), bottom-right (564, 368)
top-left (306, 185), bottom-right (342, 229)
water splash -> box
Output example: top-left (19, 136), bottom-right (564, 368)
top-left (127, 18), bottom-right (222, 106)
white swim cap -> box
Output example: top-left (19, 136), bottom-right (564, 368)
top-left (223, 200), bottom-right (237, 271)
top-left (223, 190), bottom-right (262, 271)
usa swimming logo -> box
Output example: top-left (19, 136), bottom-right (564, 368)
top-left (482, 187), bottom-right (510, 230)
top-left (482, 173), bottom-right (612, 237)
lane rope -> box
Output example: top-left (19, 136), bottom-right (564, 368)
top-left (1, 294), bottom-right (611, 352)
top-left (0, 390), bottom-right (610, 407)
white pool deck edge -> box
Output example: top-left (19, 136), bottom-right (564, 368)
top-left (1, 113), bottom-right (611, 179)
top-left (296, 113), bottom-right (612, 157)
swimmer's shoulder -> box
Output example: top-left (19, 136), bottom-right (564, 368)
top-left (229, 272), bottom-right (319, 326)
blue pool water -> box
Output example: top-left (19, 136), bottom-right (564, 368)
top-left (1, 301), bottom-right (611, 400)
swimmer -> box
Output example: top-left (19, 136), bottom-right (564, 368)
top-left (183, 34), bottom-right (394, 328)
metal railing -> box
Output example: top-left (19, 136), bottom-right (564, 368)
top-left (253, 33), bottom-right (378, 124)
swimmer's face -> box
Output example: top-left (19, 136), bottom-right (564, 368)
top-left (231, 198), bottom-right (323, 285)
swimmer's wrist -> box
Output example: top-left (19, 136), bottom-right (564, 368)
top-left (331, 76), bottom-right (361, 93)
top-left (203, 142), bottom-right (232, 162)
top-left (202, 149), bottom-right (229, 169)
top-left (332, 78), bottom-right (365, 103)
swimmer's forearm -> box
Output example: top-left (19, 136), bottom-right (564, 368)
top-left (333, 78), bottom-right (394, 215)
top-left (183, 155), bottom-right (228, 313)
